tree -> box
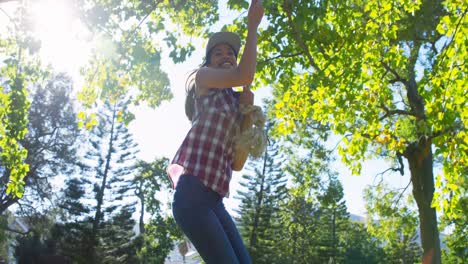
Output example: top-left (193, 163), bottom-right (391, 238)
top-left (1, 73), bottom-right (79, 214)
top-left (1, 73), bottom-right (80, 263)
top-left (13, 210), bottom-right (71, 264)
top-left (440, 166), bottom-right (467, 263)
top-left (280, 161), bottom-right (355, 264)
top-left (0, 218), bottom-right (6, 261)
top-left (52, 108), bottom-right (178, 264)
top-left (14, 231), bottom-right (47, 264)
top-left (51, 96), bottom-right (140, 263)
top-left (53, 163), bottom-right (94, 262)
top-left (225, 0), bottom-right (467, 262)
top-left (73, 0), bottom-right (222, 126)
top-left (136, 215), bottom-right (181, 264)
top-left (235, 120), bottom-right (288, 263)
top-left (132, 158), bottom-right (183, 263)
top-left (315, 174), bottom-right (350, 264)
top-left (132, 158), bottom-right (171, 235)
top-left (272, 123), bottom-right (337, 263)
top-left (80, 97), bottom-right (139, 263)
top-left (1, 0), bottom-right (222, 200)
top-left (276, 192), bottom-right (321, 263)
top-left (49, 221), bottom-right (94, 263)
top-left (0, 2), bottom-right (48, 202)
top-left (254, 102), bottom-right (382, 263)
top-left (342, 222), bottom-right (386, 264)
top-left (19, 74), bottom-right (80, 208)
top-left (98, 204), bottom-right (138, 264)
top-left (364, 183), bottom-right (422, 263)
top-left (441, 223), bottom-right (467, 264)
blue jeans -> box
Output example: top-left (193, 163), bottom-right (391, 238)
top-left (172, 175), bottom-right (251, 264)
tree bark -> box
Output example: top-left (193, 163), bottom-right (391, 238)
top-left (331, 207), bottom-right (336, 264)
top-left (138, 180), bottom-right (145, 234)
top-left (0, 196), bottom-right (19, 214)
top-left (404, 37), bottom-right (441, 264)
top-left (90, 103), bottom-right (117, 264)
top-left (406, 140), bottom-right (441, 264)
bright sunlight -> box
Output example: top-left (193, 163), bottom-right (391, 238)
top-left (30, 0), bottom-right (91, 74)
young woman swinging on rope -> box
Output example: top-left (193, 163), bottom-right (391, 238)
top-left (167, 0), bottom-right (266, 263)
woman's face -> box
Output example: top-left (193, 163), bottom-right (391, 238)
top-left (208, 43), bottom-right (237, 69)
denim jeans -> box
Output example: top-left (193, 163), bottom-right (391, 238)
top-left (172, 175), bottom-right (251, 264)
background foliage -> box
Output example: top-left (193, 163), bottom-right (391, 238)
top-left (0, 0), bottom-right (466, 263)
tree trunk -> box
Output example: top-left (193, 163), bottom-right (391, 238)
top-left (404, 37), bottom-right (441, 263)
top-left (90, 103), bottom-right (117, 264)
top-left (0, 196), bottom-right (19, 214)
top-left (406, 140), bottom-right (441, 264)
top-left (138, 180), bottom-right (145, 234)
top-left (331, 208), bottom-right (336, 264)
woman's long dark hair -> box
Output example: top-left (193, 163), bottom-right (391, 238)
top-left (185, 60), bottom-right (209, 121)
top-left (185, 44), bottom-right (237, 121)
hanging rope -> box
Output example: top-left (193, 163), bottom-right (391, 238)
top-left (233, 104), bottom-right (267, 159)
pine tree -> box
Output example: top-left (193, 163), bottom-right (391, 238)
top-left (271, 109), bottom-right (362, 263)
top-left (54, 167), bottom-right (94, 262)
top-left (276, 194), bottom-right (321, 263)
top-left (52, 173), bottom-right (94, 262)
top-left (273, 119), bottom-right (331, 263)
top-left (342, 222), bottom-right (386, 264)
top-left (84, 98), bottom-right (139, 263)
top-left (315, 174), bottom-right (350, 264)
top-left (98, 204), bottom-right (138, 264)
top-left (54, 97), bottom-right (139, 263)
top-left (236, 121), bottom-right (288, 263)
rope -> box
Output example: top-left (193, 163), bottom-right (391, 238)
top-left (233, 104), bottom-right (267, 159)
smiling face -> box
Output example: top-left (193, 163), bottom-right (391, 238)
top-left (207, 43), bottom-right (238, 69)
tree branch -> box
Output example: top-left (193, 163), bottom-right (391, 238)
top-left (0, 6), bottom-right (13, 24)
top-left (125, 1), bottom-right (164, 42)
top-left (3, 226), bottom-right (30, 235)
top-left (283, 2), bottom-right (323, 74)
top-left (396, 152), bottom-right (405, 176)
top-left (406, 42), bottom-right (425, 120)
top-left (376, 167), bottom-right (402, 178)
top-left (84, 0), bottom-right (164, 92)
top-left (0, 195), bottom-right (19, 214)
top-left (259, 52), bottom-right (303, 64)
top-left (438, 8), bottom-right (467, 68)
top-left (430, 122), bottom-right (462, 140)
top-left (379, 103), bottom-right (415, 120)
top-left (394, 179), bottom-right (412, 206)
top-left (373, 155), bottom-right (405, 186)
top-left (381, 60), bottom-right (406, 85)
top-left (329, 133), bottom-right (352, 153)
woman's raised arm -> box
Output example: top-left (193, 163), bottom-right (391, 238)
top-left (196, 0), bottom-right (264, 92)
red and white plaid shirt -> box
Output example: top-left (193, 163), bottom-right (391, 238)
top-left (168, 88), bottom-right (240, 197)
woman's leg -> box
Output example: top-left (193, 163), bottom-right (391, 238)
top-left (172, 175), bottom-right (240, 264)
top-left (213, 200), bottom-right (252, 264)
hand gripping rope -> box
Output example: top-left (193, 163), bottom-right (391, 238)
top-left (233, 104), bottom-right (268, 159)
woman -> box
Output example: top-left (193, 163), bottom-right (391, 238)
top-left (167, 0), bottom-right (264, 263)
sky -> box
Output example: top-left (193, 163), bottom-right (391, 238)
top-left (0, 0), bottom-right (415, 217)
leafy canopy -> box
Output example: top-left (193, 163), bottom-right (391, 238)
top-left (228, 0), bottom-right (467, 223)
